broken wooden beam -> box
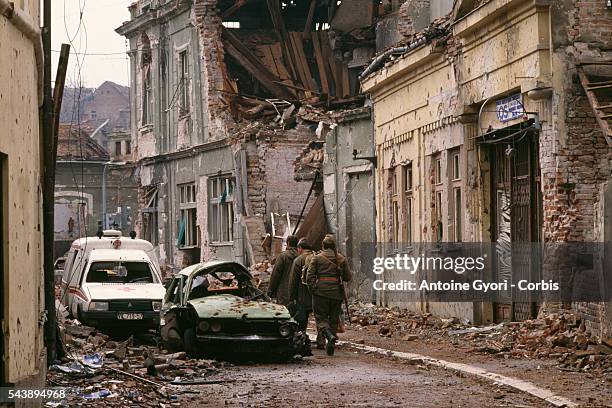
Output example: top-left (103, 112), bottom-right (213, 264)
top-left (221, 0), bottom-right (247, 19)
top-left (222, 27), bottom-right (294, 99)
top-left (311, 32), bottom-right (329, 96)
top-left (577, 67), bottom-right (612, 146)
top-left (303, 0), bottom-right (317, 37)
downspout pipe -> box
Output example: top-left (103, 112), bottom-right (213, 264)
top-left (358, 36), bottom-right (429, 81)
top-left (0, 0), bottom-right (44, 107)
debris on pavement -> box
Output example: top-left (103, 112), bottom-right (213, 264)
top-left (350, 303), bottom-right (612, 374)
top-left (48, 319), bottom-right (228, 406)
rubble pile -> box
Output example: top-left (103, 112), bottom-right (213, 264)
top-left (350, 303), bottom-right (612, 373)
top-left (250, 260), bottom-right (272, 288)
top-left (49, 320), bottom-right (226, 406)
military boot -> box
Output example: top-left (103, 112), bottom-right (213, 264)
top-left (316, 331), bottom-right (326, 349)
top-left (323, 328), bottom-right (337, 356)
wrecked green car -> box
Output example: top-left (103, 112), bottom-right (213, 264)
top-left (160, 260), bottom-right (310, 358)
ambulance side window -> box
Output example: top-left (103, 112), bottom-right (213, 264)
top-left (62, 250), bottom-right (77, 281)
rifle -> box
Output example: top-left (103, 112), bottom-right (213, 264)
top-left (339, 277), bottom-right (351, 325)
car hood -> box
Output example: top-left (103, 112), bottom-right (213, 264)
top-left (85, 283), bottom-right (165, 300)
top-left (188, 294), bottom-right (291, 319)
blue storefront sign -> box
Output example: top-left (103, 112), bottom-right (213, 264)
top-left (496, 94), bottom-right (524, 123)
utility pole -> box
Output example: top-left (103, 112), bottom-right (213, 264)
top-left (41, 0), bottom-right (56, 365)
top-left (42, 3), bottom-right (70, 365)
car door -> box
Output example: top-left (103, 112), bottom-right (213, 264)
top-left (161, 275), bottom-right (186, 351)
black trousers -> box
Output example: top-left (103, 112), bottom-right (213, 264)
top-left (293, 304), bottom-right (312, 332)
top-left (312, 294), bottom-right (342, 334)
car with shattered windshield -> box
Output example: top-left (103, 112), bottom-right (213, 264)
top-left (60, 230), bottom-right (165, 330)
top-left (160, 260), bottom-right (310, 358)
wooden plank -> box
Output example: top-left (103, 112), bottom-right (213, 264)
top-left (258, 45), bottom-right (280, 77)
top-left (286, 33), bottom-right (308, 89)
top-left (222, 27), bottom-right (294, 99)
top-left (587, 83), bottom-right (612, 91)
top-left (270, 44), bottom-right (292, 82)
top-left (319, 31), bottom-right (340, 98)
top-left (266, 0), bottom-right (299, 81)
top-left (303, 0), bottom-right (317, 37)
top-left (289, 32), bottom-right (317, 92)
top-left (311, 32), bottom-right (329, 95)
top-left (577, 67), bottom-right (612, 146)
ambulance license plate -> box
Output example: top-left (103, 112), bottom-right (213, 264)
top-left (117, 313), bottom-right (143, 320)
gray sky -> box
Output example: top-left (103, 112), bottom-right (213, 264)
top-left (51, 0), bottom-right (132, 89)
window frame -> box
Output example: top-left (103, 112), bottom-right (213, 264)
top-left (179, 50), bottom-right (190, 115)
top-left (402, 162), bottom-right (413, 244)
top-left (178, 183), bottom-right (197, 248)
top-left (208, 175), bottom-right (236, 245)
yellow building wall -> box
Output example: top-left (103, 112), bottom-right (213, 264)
top-left (0, 0), bottom-right (45, 384)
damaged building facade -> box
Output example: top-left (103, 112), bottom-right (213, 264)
top-left (117, 0), bottom-right (378, 275)
top-left (362, 0), bottom-right (612, 335)
top-left (54, 124), bottom-right (140, 256)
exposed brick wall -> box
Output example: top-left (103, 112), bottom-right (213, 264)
top-left (193, 0), bottom-right (234, 141)
top-left (542, 86), bottom-right (611, 242)
top-left (398, 0), bottom-right (431, 37)
top-left (244, 125), bottom-right (318, 224)
top-left (567, 0), bottom-right (612, 47)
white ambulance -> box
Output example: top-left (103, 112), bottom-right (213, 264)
top-left (60, 230), bottom-right (165, 330)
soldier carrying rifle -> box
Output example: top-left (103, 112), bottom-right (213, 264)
top-left (306, 234), bottom-right (352, 356)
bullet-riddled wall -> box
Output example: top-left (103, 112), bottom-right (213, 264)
top-left (0, 0), bottom-right (46, 387)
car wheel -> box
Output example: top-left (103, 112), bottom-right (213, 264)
top-left (183, 328), bottom-right (200, 358)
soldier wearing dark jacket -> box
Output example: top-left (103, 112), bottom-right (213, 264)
top-left (268, 235), bottom-right (299, 305)
top-left (306, 235), bottom-right (352, 355)
top-left (289, 238), bottom-right (314, 331)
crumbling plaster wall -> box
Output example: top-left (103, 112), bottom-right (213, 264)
top-left (323, 108), bottom-right (376, 302)
top-left (0, 1), bottom-right (45, 385)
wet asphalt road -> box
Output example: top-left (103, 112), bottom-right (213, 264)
top-left (182, 344), bottom-right (548, 408)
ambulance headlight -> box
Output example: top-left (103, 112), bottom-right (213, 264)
top-left (88, 302), bottom-right (109, 311)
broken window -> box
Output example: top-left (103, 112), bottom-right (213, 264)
top-left (142, 187), bottom-right (158, 245)
top-left (391, 167), bottom-right (400, 245)
top-left (179, 50), bottom-right (190, 114)
top-left (125, 140), bottom-right (131, 155)
top-left (449, 148), bottom-right (462, 242)
top-left (451, 150), bottom-right (460, 181)
top-left (432, 153), bottom-right (444, 241)
top-left (453, 187), bottom-right (462, 242)
top-left (142, 64), bottom-right (152, 125)
top-left (209, 176), bottom-right (235, 244)
top-left (115, 141), bottom-right (122, 156)
top-left (140, 33), bottom-right (152, 126)
top-left (178, 183), bottom-right (197, 248)
top-left (403, 163), bottom-right (413, 244)
top-left (434, 156), bottom-right (442, 184)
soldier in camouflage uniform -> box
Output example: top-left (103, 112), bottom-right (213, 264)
top-left (288, 238), bottom-right (315, 332)
top-left (306, 235), bottom-right (352, 355)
